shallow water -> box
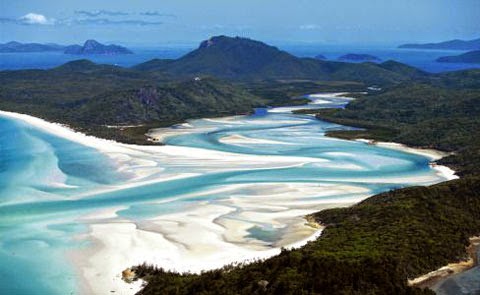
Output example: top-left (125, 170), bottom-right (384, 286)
top-left (0, 94), bottom-right (451, 294)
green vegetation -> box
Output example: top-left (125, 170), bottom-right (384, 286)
top-left (131, 68), bottom-right (480, 294)
top-left (1, 35), bottom-right (480, 294)
top-left (135, 177), bottom-right (480, 295)
top-left (133, 36), bottom-right (427, 85)
top-left (0, 60), bottom-right (266, 144)
top-left (244, 80), bottom-right (365, 106)
top-left (315, 76), bottom-right (480, 176)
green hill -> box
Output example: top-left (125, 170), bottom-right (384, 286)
top-left (0, 60), bottom-right (264, 143)
top-left (133, 36), bottom-right (424, 85)
top-left (378, 60), bottom-right (429, 79)
top-left (132, 68), bottom-right (480, 295)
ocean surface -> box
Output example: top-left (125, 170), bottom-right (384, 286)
top-left (0, 45), bottom-right (478, 72)
top-left (0, 94), bottom-right (451, 294)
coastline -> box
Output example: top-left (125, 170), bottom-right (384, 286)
top-left (408, 236), bottom-right (480, 290)
top-left (0, 106), bottom-right (457, 295)
top-left (355, 139), bottom-right (458, 181)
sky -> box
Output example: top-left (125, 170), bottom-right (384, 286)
top-left (0, 0), bottom-right (479, 46)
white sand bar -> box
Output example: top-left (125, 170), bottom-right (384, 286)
top-left (0, 101), bottom-right (456, 295)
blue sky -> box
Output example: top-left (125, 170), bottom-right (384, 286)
top-left (1, 0), bottom-right (479, 46)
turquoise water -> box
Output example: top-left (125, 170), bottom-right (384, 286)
top-left (0, 117), bottom-right (126, 294)
top-left (0, 96), bottom-right (450, 294)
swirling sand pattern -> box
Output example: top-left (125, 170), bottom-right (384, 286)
top-left (0, 94), bottom-right (454, 294)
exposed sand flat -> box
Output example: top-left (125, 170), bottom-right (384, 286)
top-left (308, 92), bottom-right (351, 99)
top-left (0, 110), bottom-right (341, 183)
top-left (147, 124), bottom-right (218, 142)
top-left (373, 141), bottom-right (450, 161)
top-left (74, 181), bottom-right (367, 294)
top-left (219, 134), bottom-right (294, 145)
top-left (75, 208), bottom-right (324, 295)
top-left (267, 93), bottom-right (354, 114)
top-left (356, 139), bottom-right (458, 181)
top-left (431, 165), bottom-right (457, 181)
top-left (0, 107), bottom-right (456, 295)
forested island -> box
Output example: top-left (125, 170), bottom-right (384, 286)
top-left (64, 39), bottom-right (133, 55)
top-left (0, 41), bottom-right (65, 52)
top-left (436, 50), bottom-right (480, 63)
top-left (0, 40), bottom-right (132, 55)
top-left (1, 35), bottom-right (479, 294)
top-left (398, 38), bottom-right (480, 50)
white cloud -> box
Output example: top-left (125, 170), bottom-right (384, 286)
top-left (300, 24), bottom-right (321, 30)
top-left (19, 13), bottom-right (55, 25)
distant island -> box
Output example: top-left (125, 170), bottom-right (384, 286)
top-left (0, 41), bottom-right (64, 53)
top-left (338, 53), bottom-right (381, 62)
top-left (314, 54), bottom-right (326, 60)
top-left (65, 40), bottom-right (133, 55)
top-left (0, 40), bottom-right (132, 55)
top-left (436, 50), bottom-right (480, 63)
top-left (399, 38), bottom-right (480, 50)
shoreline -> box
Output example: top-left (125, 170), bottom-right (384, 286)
top-left (355, 139), bottom-right (458, 181)
top-left (0, 103), bottom-right (457, 295)
top-left (408, 236), bottom-right (480, 290)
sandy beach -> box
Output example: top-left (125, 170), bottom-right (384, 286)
top-left (0, 108), bottom-right (457, 295)
top-left (356, 139), bottom-right (458, 181)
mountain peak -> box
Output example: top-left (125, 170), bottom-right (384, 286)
top-left (197, 35), bottom-right (274, 51)
top-left (65, 40), bottom-right (132, 55)
top-left (135, 35), bottom-right (425, 84)
top-left (198, 36), bottom-right (227, 48)
top-left (199, 35), bottom-right (234, 47)
top-left (83, 39), bottom-right (102, 48)
top-left (161, 35), bottom-right (293, 78)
